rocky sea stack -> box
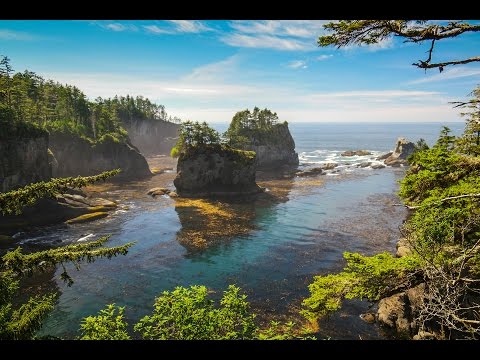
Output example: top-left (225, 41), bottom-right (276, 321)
top-left (174, 144), bottom-right (261, 198)
top-left (225, 107), bottom-right (299, 170)
top-left (383, 137), bottom-right (415, 167)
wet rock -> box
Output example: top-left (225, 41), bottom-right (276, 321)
top-left (341, 150), bottom-right (372, 157)
top-left (413, 331), bottom-right (436, 340)
top-left (320, 163), bottom-right (338, 170)
top-left (371, 164), bottom-right (386, 169)
top-left (296, 167), bottom-right (324, 177)
top-left (360, 313), bottom-right (376, 324)
top-left (357, 162), bottom-right (372, 168)
top-left (65, 212), bottom-right (109, 224)
top-left (147, 187), bottom-right (170, 197)
top-left (168, 191), bottom-right (178, 198)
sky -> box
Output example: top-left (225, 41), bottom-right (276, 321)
top-left (1, 20), bottom-right (480, 124)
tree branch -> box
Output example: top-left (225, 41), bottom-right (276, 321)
top-left (413, 56), bottom-right (480, 70)
top-left (394, 193), bottom-right (480, 210)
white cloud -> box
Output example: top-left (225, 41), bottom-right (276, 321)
top-left (287, 60), bottom-right (307, 69)
top-left (168, 20), bottom-right (212, 33)
top-left (316, 54), bottom-right (333, 61)
top-left (221, 33), bottom-right (311, 51)
top-left (143, 25), bottom-right (171, 34)
top-left (309, 90), bottom-right (440, 99)
top-left (222, 20), bottom-right (326, 51)
top-left (102, 23), bottom-right (138, 32)
top-left (0, 29), bottom-right (36, 41)
top-left (184, 55), bottom-right (239, 82)
top-left (407, 67), bottom-right (480, 85)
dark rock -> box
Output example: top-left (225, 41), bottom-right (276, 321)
top-left (296, 167), bottom-right (324, 177)
top-left (49, 131), bottom-right (152, 180)
top-left (384, 138), bottom-right (415, 167)
top-left (0, 133), bottom-right (51, 192)
top-left (341, 150), bottom-right (372, 157)
top-left (371, 164), bottom-right (386, 169)
top-left (174, 145), bottom-right (261, 198)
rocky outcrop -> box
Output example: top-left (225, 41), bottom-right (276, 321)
top-left (240, 123), bottom-right (299, 169)
top-left (384, 138), bottom-right (415, 167)
top-left (49, 131), bottom-right (152, 180)
top-left (341, 150), bottom-right (372, 157)
top-left (124, 119), bottom-right (179, 156)
top-left (0, 131), bottom-right (51, 192)
top-left (396, 238), bottom-right (413, 257)
top-left (0, 189), bottom-right (118, 234)
top-left (377, 283), bottom-right (426, 338)
top-left (174, 145), bottom-right (262, 197)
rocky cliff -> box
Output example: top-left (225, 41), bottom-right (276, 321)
top-left (240, 123), bottom-right (299, 169)
top-left (49, 132), bottom-right (152, 180)
top-left (0, 130), bottom-right (51, 192)
top-left (174, 145), bottom-right (262, 197)
top-left (124, 119), bottom-right (179, 156)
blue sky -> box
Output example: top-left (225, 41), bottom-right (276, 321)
top-left (1, 20), bottom-right (480, 123)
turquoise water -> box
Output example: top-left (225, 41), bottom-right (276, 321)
top-left (25, 121), bottom-right (463, 339)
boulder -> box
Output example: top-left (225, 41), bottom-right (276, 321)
top-left (341, 150), bottom-right (372, 157)
top-left (66, 212), bottom-right (109, 224)
top-left (147, 187), bottom-right (171, 197)
top-left (377, 292), bottom-right (411, 337)
top-left (371, 164), bottom-right (386, 169)
top-left (384, 138), bottom-right (415, 167)
top-left (174, 145), bottom-right (262, 198)
top-left (360, 313), bottom-right (376, 324)
top-left (396, 238), bottom-right (412, 257)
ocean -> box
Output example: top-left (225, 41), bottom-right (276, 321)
top-left (24, 121), bottom-right (463, 339)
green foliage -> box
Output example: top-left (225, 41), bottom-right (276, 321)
top-left (0, 56), bottom-right (180, 145)
top-left (0, 169), bottom-right (120, 215)
top-left (80, 304), bottom-right (130, 340)
top-left (0, 235), bottom-right (134, 339)
top-left (224, 107), bottom-right (286, 148)
top-left (302, 252), bottom-right (420, 321)
top-left (134, 285), bottom-right (256, 340)
top-left (170, 120), bottom-right (221, 157)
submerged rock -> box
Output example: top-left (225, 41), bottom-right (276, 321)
top-left (174, 145), bottom-right (262, 198)
top-left (384, 138), bottom-right (415, 167)
top-left (371, 164), bottom-right (386, 169)
top-left (66, 212), bottom-right (108, 224)
top-left (341, 150), bottom-right (372, 157)
top-left (320, 163), bottom-right (338, 170)
top-left (357, 162), bottom-right (372, 168)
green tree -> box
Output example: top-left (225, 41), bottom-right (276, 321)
top-left (0, 171), bottom-right (134, 339)
top-left (170, 120), bottom-right (221, 157)
top-left (318, 20), bottom-right (480, 72)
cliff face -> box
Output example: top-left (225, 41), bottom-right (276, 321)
top-left (0, 133), bottom-right (51, 192)
top-left (241, 123), bottom-right (299, 169)
top-left (49, 132), bottom-right (152, 180)
top-left (124, 119), bottom-right (179, 156)
top-left (174, 145), bottom-right (261, 197)
top-left (384, 137), bottom-right (415, 167)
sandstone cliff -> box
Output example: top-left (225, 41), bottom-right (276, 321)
top-left (49, 131), bottom-right (152, 180)
top-left (174, 145), bottom-right (261, 197)
top-left (0, 129), bottom-right (51, 192)
top-left (124, 119), bottom-right (179, 156)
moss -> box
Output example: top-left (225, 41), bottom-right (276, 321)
top-left (66, 212), bottom-right (109, 224)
